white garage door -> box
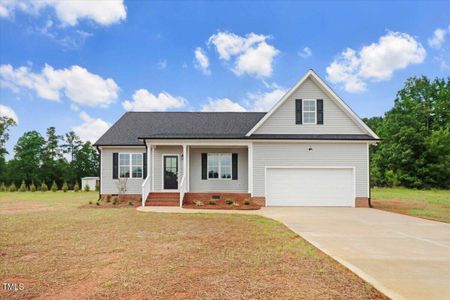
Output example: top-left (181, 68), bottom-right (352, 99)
top-left (266, 167), bottom-right (355, 207)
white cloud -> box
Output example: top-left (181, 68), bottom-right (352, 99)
top-left (0, 104), bottom-right (19, 123)
top-left (428, 27), bottom-right (448, 49)
top-left (0, 0), bottom-right (126, 26)
top-left (208, 31), bottom-right (279, 77)
top-left (326, 32), bottom-right (426, 93)
top-left (298, 47), bottom-right (312, 58)
top-left (194, 47), bottom-right (210, 75)
top-left (122, 89), bottom-right (187, 112)
top-left (0, 64), bottom-right (119, 107)
top-left (246, 87), bottom-right (287, 112)
top-left (201, 98), bottom-right (246, 112)
top-left (73, 112), bottom-right (110, 143)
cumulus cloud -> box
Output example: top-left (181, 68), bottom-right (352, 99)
top-left (0, 0), bottom-right (126, 26)
top-left (0, 104), bottom-right (19, 123)
top-left (194, 47), bottom-right (210, 75)
top-left (122, 89), bottom-right (187, 112)
top-left (298, 47), bottom-right (312, 58)
top-left (201, 98), bottom-right (246, 112)
top-left (246, 87), bottom-right (287, 112)
top-left (208, 31), bottom-right (279, 77)
top-left (428, 27), bottom-right (449, 49)
top-left (0, 64), bottom-right (119, 107)
top-left (73, 112), bottom-right (110, 143)
top-left (326, 32), bottom-right (426, 93)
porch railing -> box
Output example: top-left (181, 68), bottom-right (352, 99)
top-left (141, 175), bottom-right (151, 207)
top-left (179, 174), bottom-right (186, 207)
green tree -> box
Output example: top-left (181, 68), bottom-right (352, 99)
top-left (41, 182), bottom-right (48, 192)
top-left (0, 116), bottom-right (16, 182)
top-left (72, 142), bottom-right (99, 183)
top-left (62, 181), bottom-right (68, 192)
top-left (30, 181), bottom-right (36, 192)
top-left (61, 131), bottom-right (82, 162)
top-left (19, 180), bottom-right (27, 192)
top-left (10, 131), bottom-right (45, 184)
top-left (51, 180), bottom-right (58, 192)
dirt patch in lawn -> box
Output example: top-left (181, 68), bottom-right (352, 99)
top-left (372, 198), bottom-right (450, 223)
top-left (0, 198), bottom-right (51, 215)
top-left (1, 194), bottom-right (386, 299)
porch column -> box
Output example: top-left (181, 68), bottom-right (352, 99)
top-left (186, 145), bottom-right (190, 192)
top-left (182, 144), bottom-right (187, 186)
top-left (151, 145), bottom-right (155, 192)
top-left (248, 143), bottom-right (253, 195)
top-left (147, 143), bottom-right (151, 188)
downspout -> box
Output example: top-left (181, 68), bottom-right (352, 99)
top-left (96, 146), bottom-right (101, 201)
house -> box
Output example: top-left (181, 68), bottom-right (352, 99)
top-left (94, 70), bottom-right (379, 207)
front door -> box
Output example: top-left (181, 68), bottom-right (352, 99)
top-left (163, 155), bottom-right (178, 190)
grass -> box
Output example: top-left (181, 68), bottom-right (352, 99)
top-left (0, 192), bottom-right (385, 299)
top-left (371, 187), bottom-right (450, 223)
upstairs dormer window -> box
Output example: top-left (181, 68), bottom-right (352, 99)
top-left (303, 99), bottom-right (316, 124)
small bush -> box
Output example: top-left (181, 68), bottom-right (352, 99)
top-left (51, 181), bottom-right (58, 192)
top-left (193, 200), bottom-right (204, 206)
top-left (30, 181), bottom-right (36, 192)
top-left (41, 182), bottom-right (48, 192)
top-left (88, 201), bottom-right (92, 205)
top-left (9, 182), bottom-right (17, 192)
top-left (243, 198), bottom-right (250, 205)
top-left (74, 182), bottom-right (80, 192)
top-left (84, 184), bottom-right (90, 192)
top-left (0, 182), bottom-right (6, 192)
top-left (225, 198), bottom-right (234, 205)
top-left (96, 201), bottom-right (100, 206)
top-left (19, 180), bottom-right (27, 192)
top-left (128, 201), bottom-right (133, 206)
top-left (208, 200), bottom-right (216, 205)
top-left (62, 181), bottom-right (68, 192)
top-left (104, 194), bottom-right (112, 202)
top-left (232, 202), bottom-right (240, 207)
top-left (112, 197), bottom-right (118, 205)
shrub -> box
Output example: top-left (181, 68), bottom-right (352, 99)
top-left (84, 184), bottom-right (90, 192)
top-left (9, 182), bottom-right (17, 192)
top-left (88, 201), bottom-right (92, 205)
top-left (208, 200), bottom-right (216, 205)
top-left (30, 181), bottom-right (36, 192)
top-left (225, 198), bottom-right (234, 205)
top-left (128, 201), bottom-right (133, 206)
top-left (243, 198), bottom-right (250, 205)
top-left (193, 200), bottom-right (204, 206)
top-left (0, 182), bottom-right (6, 192)
top-left (51, 181), bottom-right (58, 192)
top-left (19, 180), bottom-right (27, 192)
top-left (74, 182), bottom-right (80, 192)
top-left (96, 201), bottom-right (100, 206)
top-left (112, 197), bottom-right (118, 205)
top-left (41, 182), bottom-right (48, 192)
top-left (104, 194), bottom-right (112, 202)
top-left (62, 181), bottom-right (68, 192)
top-left (232, 202), bottom-right (240, 207)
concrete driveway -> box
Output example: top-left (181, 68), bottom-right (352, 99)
top-left (138, 206), bottom-right (450, 300)
top-left (259, 207), bottom-right (450, 300)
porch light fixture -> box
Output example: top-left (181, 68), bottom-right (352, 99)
top-left (308, 147), bottom-right (313, 152)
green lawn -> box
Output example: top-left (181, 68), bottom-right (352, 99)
top-left (371, 187), bottom-right (450, 223)
top-left (0, 192), bottom-right (384, 299)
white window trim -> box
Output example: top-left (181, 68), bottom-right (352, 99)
top-left (119, 153), bottom-right (143, 179)
top-left (302, 99), bottom-right (317, 125)
top-left (207, 153), bottom-right (232, 180)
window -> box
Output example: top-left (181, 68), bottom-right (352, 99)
top-left (303, 100), bottom-right (316, 124)
top-left (207, 153), bottom-right (232, 179)
top-left (119, 153), bottom-right (143, 178)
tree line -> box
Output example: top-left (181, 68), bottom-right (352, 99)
top-left (0, 120), bottom-right (99, 191)
top-left (364, 76), bottom-right (449, 189)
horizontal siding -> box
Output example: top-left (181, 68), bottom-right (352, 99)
top-left (255, 78), bottom-right (366, 134)
top-left (253, 142), bottom-right (368, 197)
top-left (189, 147), bottom-right (248, 192)
top-left (101, 147), bottom-right (145, 195)
top-left (153, 146), bottom-right (183, 191)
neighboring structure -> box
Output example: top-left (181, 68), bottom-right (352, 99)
top-left (94, 70), bottom-right (379, 207)
top-left (81, 177), bottom-right (99, 191)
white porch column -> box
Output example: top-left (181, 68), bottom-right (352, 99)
top-left (151, 145), bottom-right (155, 192)
top-left (182, 144), bottom-right (187, 183)
top-left (186, 145), bottom-right (190, 192)
top-left (248, 142), bottom-right (253, 195)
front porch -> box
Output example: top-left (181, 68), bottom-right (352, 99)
top-left (141, 140), bottom-right (254, 207)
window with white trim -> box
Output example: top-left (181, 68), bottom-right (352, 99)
top-left (303, 100), bottom-right (316, 124)
top-left (119, 153), bottom-right (143, 178)
top-left (207, 153), bottom-right (232, 179)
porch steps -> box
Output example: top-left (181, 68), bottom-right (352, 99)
top-left (146, 192), bottom-right (180, 206)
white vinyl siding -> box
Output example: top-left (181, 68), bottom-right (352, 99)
top-left (100, 147), bottom-right (145, 195)
top-left (252, 142), bottom-right (368, 198)
top-left (254, 78), bottom-right (366, 134)
top-left (189, 147), bottom-right (248, 192)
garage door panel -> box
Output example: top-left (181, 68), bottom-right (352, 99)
top-left (266, 168), bottom-right (354, 206)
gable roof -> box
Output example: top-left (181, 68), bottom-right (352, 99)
top-left (94, 112), bottom-right (266, 146)
top-left (245, 69), bottom-right (380, 139)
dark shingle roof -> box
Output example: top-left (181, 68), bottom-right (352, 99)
top-left (94, 112), bottom-right (266, 146)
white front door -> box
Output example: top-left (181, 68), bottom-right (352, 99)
top-left (266, 167), bottom-right (355, 206)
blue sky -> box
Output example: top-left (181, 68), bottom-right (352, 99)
top-left (0, 0), bottom-right (449, 157)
